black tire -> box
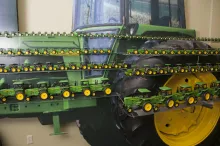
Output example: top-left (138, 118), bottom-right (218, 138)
top-left (77, 98), bottom-right (130, 146)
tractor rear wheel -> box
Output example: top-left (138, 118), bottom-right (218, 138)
top-left (77, 40), bottom-right (220, 146)
top-left (77, 57), bottom-right (220, 146)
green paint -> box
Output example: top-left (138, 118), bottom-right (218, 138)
top-left (0, 98), bottom-right (96, 115)
top-left (25, 88), bottom-right (39, 97)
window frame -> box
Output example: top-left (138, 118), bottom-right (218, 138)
top-left (73, 0), bottom-right (186, 29)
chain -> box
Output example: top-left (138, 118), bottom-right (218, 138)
top-left (0, 48), bottom-right (220, 56)
top-left (1, 61), bottom-right (220, 75)
top-left (1, 31), bottom-right (220, 42)
top-left (125, 63), bottom-right (220, 76)
top-left (76, 32), bottom-right (220, 42)
top-left (0, 48), bottom-right (111, 56)
top-left (0, 62), bottom-right (129, 73)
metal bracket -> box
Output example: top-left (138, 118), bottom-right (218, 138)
top-left (201, 101), bottom-right (214, 109)
top-left (50, 113), bottom-right (67, 136)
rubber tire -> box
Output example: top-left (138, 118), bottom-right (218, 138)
top-left (77, 98), bottom-right (130, 146)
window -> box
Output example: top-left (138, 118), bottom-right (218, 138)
top-left (129, 0), bottom-right (151, 24)
top-left (0, 0), bottom-right (18, 32)
top-left (74, 0), bottom-right (186, 28)
top-left (158, 0), bottom-right (182, 27)
top-left (74, 0), bottom-right (121, 28)
top-left (129, 0), bottom-right (186, 28)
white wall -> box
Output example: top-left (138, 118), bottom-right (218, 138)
top-left (18, 0), bottom-right (74, 32)
top-left (185, 0), bottom-right (220, 47)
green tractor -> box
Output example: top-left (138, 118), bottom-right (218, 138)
top-left (0, 64), bottom-right (6, 73)
top-left (124, 87), bottom-right (177, 113)
top-left (89, 78), bottom-right (112, 96)
top-left (69, 80), bottom-right (92, 97)
top-left (177, 84), bottom-right (197, 105)
top-left (47, 80), bottom-right (71, 99)
top-left (157, 86), bottom-right (178, 109)
top-left (0, 81), bottom-right (29, 102)
top-left (57, 62), bottom-right (66, 70)
top-left (194, 82), bottom-right (212, 101)
top-left (210, 80), bottom-right (220, 97)
top-left (124, 88), bottom-right (152, 112)
top-left (46, 62), bottom-right (54, 71)
top-left (25, 81), bottom-right (49, 101)
top-left (34, 63), bottom-right (45, 71)
top-left (80, 80), bottom-right (91, 97)
top-left (69, 81), bottom-right (83, 97)
top-left (9, 64), bottom-right (21, 72)
top-left (23, 63), bottom-right (35, 72)
top-left (58, 80), bottom-right (71, 98)
top-left (68, 62), bottom-right (81, 70)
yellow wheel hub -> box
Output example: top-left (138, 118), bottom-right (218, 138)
top-left (36, 67), bottom-right (40, 71)
top-left (167, 100), bottom-right (175, 108)
top-left (11, 68), bottom-right (16, 72)
top-left (188, 96), bottom-right (195, 104)
top-left (205, 93), bottom-right (211, 101)
top-left (144, 103), bottom-right (152, 112)
top-left (147, 70), bottom-right (153, 75)
top-left (136, 71), bottom-right (140, 75)
top-left (40, 92), bottom-right (48, 100)
top-left (84, 89), bottom-right (91, 96)
top-left (105, 88), bottom-right (112, 95)
top-left (24, 67), bottom-right (28, 71)
top-left (154, 72), bottom-right (220, 146)
top-left (72, 66), bottom-right (76, 70)
top-left (63, 90), bottom-right (70, 98)
top-left (16, 93), bottom-right (24, 101)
